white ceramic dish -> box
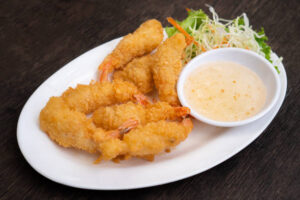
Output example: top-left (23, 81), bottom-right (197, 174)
top-left (177, 48), bottom-right (281, 127)
top-left (17, 37), bottom-right (287, 190)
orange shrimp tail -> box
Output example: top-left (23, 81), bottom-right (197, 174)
top-left (98, 58), bottom-right (112, 70)
top-left (105, 119), bottom-right (139, 139)
top-left (174, 107), bottom-right (190, 118)
top-left (133, 94), bottom-right (151, 105)
top-left (99, 59), bottom-right (112, 82)
top-left (99, 68), bottom-right (109, 82)
top-left (118, 118), bottom-right (139, 135)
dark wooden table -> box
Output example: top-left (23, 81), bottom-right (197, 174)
top-left (1, 0), bottom-right (299, 199)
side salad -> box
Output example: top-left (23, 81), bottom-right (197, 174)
top-left (165, 6), bottom-right (282, 73)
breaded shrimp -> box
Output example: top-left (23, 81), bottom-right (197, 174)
top-left (39, 19), bottom-right (194, 163)
top-left (95, 118), bottom-right (193, 161)
top-left (152, 33), bottom-right (186, 105)
top-left (92, 101), bottom-right (190, 130)
top-left (40, 75), bottom-right (141, 153)
top-left (61, 80), bottom-right (140, 114)
top-left (98, 19), bottom-right (163, 79)
top-left (113, 54), bottom-right (154, 93)
top-left (39, 97), bottom-right (138, 154)
top-left (123, 118), bottom-right (193, 158)
top-left (40, 97), bottom-right (99, 153)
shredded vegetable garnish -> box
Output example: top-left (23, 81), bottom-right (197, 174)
top-left (165, 6), bottom-right (282, 73)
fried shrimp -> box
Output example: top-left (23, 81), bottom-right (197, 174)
top-left (40, 19), bottom-right (195, 164)
top-left (124, 118), bottom-right (193, 158)
top-left (92, 101), bottom-right (190, 130)
top-left (95, 118), bottom-right (193, 161)
top-left (113, 54), bottom-right (154, 93)
top-left (41, 96), bottom-right (192, 161)
top-left (39, 97), bottom-right (138, 153)
top-left (40, 97), bottom-right (98, 153)
top-left (40, 78), bottom-right (141, 153)
top-left (61, 80), bottom-right (140, 114)
top-left (98, 19), bottom-right (163, 80)
top-left (152, 33), bottom-right (186, 105)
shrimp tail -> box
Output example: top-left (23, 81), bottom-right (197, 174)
top-left (99, 59), bottom-right (112, 82)
top-left (118, 118), bottom-right (139, 135)
top-left (94, 118), bottom-right (139, 164)
top-left (174, 107), bottom-right (190, 118)
top-left (133, 94), bottom-right (151, 105)
top-left (107, 118), bottom-right (139, 139)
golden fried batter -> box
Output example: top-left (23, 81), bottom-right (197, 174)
top-left (40, 97), bottom-right (104, 153)
top-left (99, 19), bottom-right (163, 73)
top-left (40, 80), bottom-right (141, 154)
top-left (152, 33), bottom-right (186, 105)
top-left (40, 20), bottom-right (194, 163)
top-left (41, 96), bottom-right (192, 161)
top-left (124, 119), bottom-right (193, 158)
top-left (93, 118), bottom-right (193, 161)
top-left (95, 138), bottom-right (128, 161)
top-left (92, 101), bottom-right (190, 130)
top-left (113, 54), bottom-right (154, 93)
top-left (62, 80), bottom-right (140, 114)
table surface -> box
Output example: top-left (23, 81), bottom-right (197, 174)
top-left (1, 0), bottom-right (299, 199)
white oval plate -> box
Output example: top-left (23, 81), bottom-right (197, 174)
top-left (17, 37), bottom-right (287, 190)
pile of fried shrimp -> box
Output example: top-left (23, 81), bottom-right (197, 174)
top-left (39, 19), bottom-right (194, 163)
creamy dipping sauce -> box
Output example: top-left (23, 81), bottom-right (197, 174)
top-left (184, 61), bottom-right (267, 122)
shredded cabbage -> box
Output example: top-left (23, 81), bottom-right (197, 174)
top-left (165, 6), bottom-right (282, 73)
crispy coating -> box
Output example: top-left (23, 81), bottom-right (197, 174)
top-left (40, 96), bottom-right (193, 161)
top-left (94, 118), bottom-right (193, 161)
top-left (152, 33), bottom-right (186, 105)
top-left (123, 119), bottom-right (193, 157)
top-left (113, 54), bottom-right (154, 93)
top-left (93, 102), bottom-right (145, 130)
top-left (40, 20), bottom-right (194, 163)
top-left (39, 97), bottom-right (111, 153)
top-left (99, 19), bottom-right (163, 72)
top-left (92, 101), bottom-right (190, 130)
top-left (40, 80), bottom-right (141, 154)
top-left (123, 118), bottom-right (193, 158)
top-left (62, 80), bottom-right (140, 114)
top-left (95, 138), bottom-right (128, 161)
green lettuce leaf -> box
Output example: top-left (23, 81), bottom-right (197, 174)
top-left (254, 28), bottom-right (279, 73)
top-left (165, 9), bottom-right (208, 37)
top-left (237, 17), bottom-right (245, 26)
top-left (255, 28), bottom-right (271, 62)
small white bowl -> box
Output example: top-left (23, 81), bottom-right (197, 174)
top-left (177, 48), bottom-right (281, 127)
